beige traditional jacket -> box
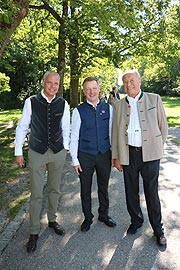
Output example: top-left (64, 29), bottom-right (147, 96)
top-left (111, 92), bottom-right (168, 165)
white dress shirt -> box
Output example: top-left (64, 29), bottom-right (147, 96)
top-left (70, 100), bottom-right (113, 166)
top-left (14, 90), bottom-right (70, 156)
top-left (127, 91), bottom-right (142, 147)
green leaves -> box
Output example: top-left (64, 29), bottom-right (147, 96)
top-left (0, 73), bottom-right (10, 93)
top-left (0, 0), bottom-right (19, 24)
top-left (1, 0), bottom-right (179, 107)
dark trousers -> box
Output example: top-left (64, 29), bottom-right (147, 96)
top-left (78, 150), bottom-right (111, 221)
top-left (123, 147), bottom-right (164, 236)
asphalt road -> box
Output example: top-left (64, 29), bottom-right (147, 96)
top-left (0, 128), bottom-right (180, 270)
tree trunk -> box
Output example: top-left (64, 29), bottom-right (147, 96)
top-left (0, 0), bottom-right (29, 59)
top-left (70, 75), bottom-right (79, 108)
top-left (69, 37), bottom-right (80, 108)
top-left (57, 26), bottom-right (66, 97)
top-left (57, 1), bottom-right (68, 97)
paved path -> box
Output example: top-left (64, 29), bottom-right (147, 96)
top-left (0, 128), bottom-right (180, 270)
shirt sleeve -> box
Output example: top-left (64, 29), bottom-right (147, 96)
top-left (14, 98), bottom-right (32, 156)
top-left (69, 108), bottom-right (81, 166)
top-left (62, 100), bottom-right (71, 150)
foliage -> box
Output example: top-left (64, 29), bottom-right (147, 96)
top-left (0, 12), bottom-right (59, 108)
top-left (0, 0), bottom-right (29, 58)
top-left (171, 86), bottom-right (180, 96)
top-left (120, 2), bottom-right (180, 96)
top-left (0, 0), bottom-right (179, 108)
top-left (0, 0), bottom-right (19, 27)
top-left (0, 72), bottom-right (10, 93)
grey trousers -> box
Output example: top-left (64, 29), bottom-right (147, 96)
top-left (28, 148), bottom-right (67, 234)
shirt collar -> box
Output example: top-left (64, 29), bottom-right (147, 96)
top-left (86, 99), bottom-right (100, 108)
top-left (127, 90), bottom-right (142, 103)
top-left (41, 90), bottom-right (56, 103)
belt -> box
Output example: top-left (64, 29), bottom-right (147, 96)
top-left (129, 145), bottom-right (142, 151)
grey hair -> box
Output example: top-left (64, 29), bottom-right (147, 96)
top-left (42, 71), bottom-right (60, 81)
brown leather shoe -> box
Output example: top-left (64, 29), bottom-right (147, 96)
top-left (27, 234), bottom-right (39, 253)
top-left (48, 221), bottom-right (65, 235)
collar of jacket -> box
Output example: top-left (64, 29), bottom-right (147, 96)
top-left (125, 92), bottom-right (143, 104)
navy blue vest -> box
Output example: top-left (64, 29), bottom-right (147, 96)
top-left (77, 101), bottom-right (111, 155)
top-left (29, 94), bottom-right (65, 154)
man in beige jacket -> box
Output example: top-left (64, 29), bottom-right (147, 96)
top-left (112, 70), bottom-right (168, 247)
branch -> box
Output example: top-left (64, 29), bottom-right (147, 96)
top-left (29, 1), bottom-right (64, 25)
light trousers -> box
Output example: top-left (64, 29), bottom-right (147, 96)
top-left (28, 148), bottom-right (66, 234)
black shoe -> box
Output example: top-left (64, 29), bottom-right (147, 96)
top-left (98, 216), bottom-right (117, 227)
top-left (81, 219), bottom-right (93, 232)
top-left (127, 223), bottom-right (142, 235)
top-left (27, 234), bottom-right (39, 253)
top-left (48, 221), bottom-right (65, 235)
top-left (156, 234), bottom-right (167, 246)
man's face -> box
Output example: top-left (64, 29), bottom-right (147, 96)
top-left (123, 73), bottom-right (141, 98)
top-left (84, 80), bottom-right (99, 105)
top-left (42, 74), bottom-right (60, 100)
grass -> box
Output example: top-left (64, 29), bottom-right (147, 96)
top-left (0, 109), bottom-right (29, 223)
top-left (0, 97), bottom-right (179, 223)
top-left (8, 196), bottom-right (29, 219)
top-left (171, 138), bottom-right (180, 145)
top-left (0, 109), bottom-right (22, 123)
top-left (162, 97), bottom-right (180, 127)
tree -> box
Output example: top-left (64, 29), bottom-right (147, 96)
top-left (26, 0), bottom-right (173, 106)
top-left (0, 10), bottom-right (60, 109)
top-left (0, 0), bottom-right (29, 58)
top-left (1, 0), bottom-right (175, 108)
top-left (120, 2), bottom-right (180, 96)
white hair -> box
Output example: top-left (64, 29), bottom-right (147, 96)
top-left (122, 70), bottom-right (141, 81)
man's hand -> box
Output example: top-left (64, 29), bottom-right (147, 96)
top-left (112, 159), bottom-right (123, 171)
top-left (16, 156), bottom-right (25, 168)
top-left (73, 164), bottom-right (82, 175)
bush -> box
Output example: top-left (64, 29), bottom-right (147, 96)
top-left (0, 73), bottom-right (10, 93)
top-left (170, 86), bottom-right (180, 97)
top-left (0, 91), bottom-right (23, 110)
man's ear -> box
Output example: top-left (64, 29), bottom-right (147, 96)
top-left (41, 80), bottom-right (44, 87)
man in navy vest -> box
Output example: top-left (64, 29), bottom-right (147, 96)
top-left (14, 71), bottom-right (70, 252)
top-left (70, 77), bottom-right (116, 232)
